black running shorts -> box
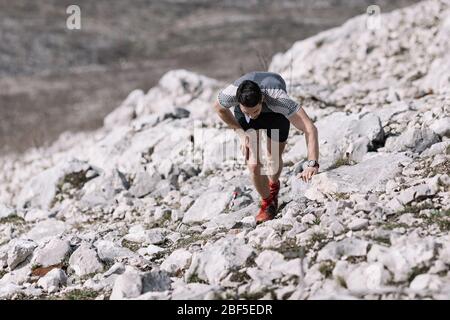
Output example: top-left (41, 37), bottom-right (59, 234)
top-left (234, 107), bottom-right (290, 142)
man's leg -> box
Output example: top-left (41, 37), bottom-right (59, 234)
top-left (246, 129), bottom-right (270, 199)
top-left (264, 129), bottom-right (287, 211)
top-left (266, 134), bottom-right (287, 184)
top-left (247, 129), bottom-right (278, 223)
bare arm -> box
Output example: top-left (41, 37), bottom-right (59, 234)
top-left (213, 99), bottom-right (242, 130)
top-left (213, 99), bottom-right (249, 159)
top-left (288, 108), bottom-right (319, 181)
top-left (288, 107), bottom-right (319, 161)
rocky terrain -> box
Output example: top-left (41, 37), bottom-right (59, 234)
top-left (0, 0), bottom-right (419, 154)
top-left (0, 0), bottom-right (449, 300)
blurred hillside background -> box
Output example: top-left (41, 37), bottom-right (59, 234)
top-left (0, 0), bottom-right (420, 154)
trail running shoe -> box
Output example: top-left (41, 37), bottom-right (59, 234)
top-left (269, 180), bottom-right (280, 210)
top-left (255, 196), bottom-right (277, 224)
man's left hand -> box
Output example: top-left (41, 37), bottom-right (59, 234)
top-left (297, 167), bottom-right (318, 182)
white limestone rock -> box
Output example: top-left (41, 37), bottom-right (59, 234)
top-left (317, 238), bottom-right (368, 262)
top-left (37, 268), bottom-right (67, 293)
top-left (182, 190), bottom-right (232, 224)
top-left (68, 243), bottom-right (104, 277)
top-left (160, 249), bottom-right (192, 274)
top-left (32, 238), bottom-right (71, 268)
top-left (7, 239), bottom-right (37, 270)
top-left (17, 159), bottom-right (97, 210)
top-left (186, 236), bottom-right (254, 285)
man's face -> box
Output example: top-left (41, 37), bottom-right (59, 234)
top-left (240, 97), bottom-right (263, 119)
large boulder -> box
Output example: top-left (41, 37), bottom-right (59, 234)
top-left (255, 250), bottom-right (303, 277)
top-left (94, 240), bottom-right (138, 264)
top-left (186, 236), bottom-right (254, 285)
top-left (135, 69), bottom-right (221, 122)
top-left (160, 249), bottom-right (192, 275)
top-left (7, 239), bottom-right (37, 270)
top-left (384, 124), bottom-right (440, 153)
top-left (31, 238), bottom-right (72, 268)
top-left (182, 190), bottom-right (233, 224)
top-left (291, 152), bottom-right (412, 201)
top-left (36, 268), bottom-right (67, 293)
top-left (80, 169), bottom-right (130, 207)
top-left (123, 226), bottom-right (168, 245)
top-left (110, 267), bottom-right (143, 300)
top-left (430, 117), bottom-right (450, 138)
top-left (24, 220), bottom-right (67, 244)
top-left (317, 238), bottom-right (369, 262)
top-left (110, 267), bottom-right (171, 300)
top-left (68, 243), bottom-right (104, 277)
top-left (17, 159), bottom-right (98, 209)
top-left (128, 165), bottom-right (161, 198)
top-left (286, 112), bottom-right (384, 168)
top-left (367, 235), bottom-right (436, 282)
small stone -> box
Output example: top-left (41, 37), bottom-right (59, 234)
top-left (160, 249), bottom-right (192, 274)
top-left (7, 240), bottom-right (37, 270)
top-left (68, 243), bottom-right (104, 277)
top-left (0, 204), bottom-right (15, 219)
top-left (348, 218), bottom-right (369, 231)
top-left (23, 209), bottom-right (53, 222)
top-left (37, 268), bottom-right (67, 293)
top-left (32, 238), bottom-right (71, 268)
top-left (410, 274), bottom-right (442, 293)
top-left (430, 117), bottom-right (450, 137)
top-left (110, 267), bottom-right (143, 300)
top-left (301, 213), bottom-right (316, 225)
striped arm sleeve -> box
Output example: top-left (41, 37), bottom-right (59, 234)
top-left (217, 84), bottom-right (239, 109)
top-left (263, 88), bottom-right (301, 118)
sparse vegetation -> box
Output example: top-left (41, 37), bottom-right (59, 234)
top-left (383, 222), bottom-right (410, 230)
top-left (407, 266), bottom-right (431, 283)
top-left (420, 209), bottom-right (450, 232)
top-left (398, 202), bottom-right (437, 215)
top-left (346, 256), bottom-right (367, 264)
top-left (0, 215), bottom-right (25, 225)
top-left (336, 276), bottom-right (347, 288)
top-left (63, 289), bottom-right (99, 300)
top-left (186, 273), bottom-right (208, 284)
top-left (270, 239), bottom-right (306, 259)
top-left (319, 260), bottom-right (335, 278)
top-left (52, 171), bottom-right (94, 207)
top-left (424, 159), bottom-right (450, 178)
top-left (372, 236), bottom-right (391, 246)
top-left (121, 239), bottom-right (141, 252)
top-left (328, 157), bottom-right (354, 170)
top-left (230, 271), bottom-right (251, 283)
top-left (333, 193), bottom-right (350, 200)
top-left (311, 232), bottom-right (327, 244)
top-left (240, 289), bottom-right (274, 300)
top-left (171, 234), bottom-right (209, 251)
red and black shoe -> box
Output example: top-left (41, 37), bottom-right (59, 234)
top-left (255, 196), bottom-right (277, 224)
top-left (269, 180), bottom-right (280, 211)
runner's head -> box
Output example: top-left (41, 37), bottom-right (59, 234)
top-left (237, 80), bottom-right (264, 118)
top-left (237, 80), bottom-right (262, 107)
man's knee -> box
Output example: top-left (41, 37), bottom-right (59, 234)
top-left (247, 162), bottom-right (262, 175)
top-left (263, 160), bottom-right (280, 176)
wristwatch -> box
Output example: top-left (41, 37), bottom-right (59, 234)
top-left (305, 160), bottom-right (319, 168)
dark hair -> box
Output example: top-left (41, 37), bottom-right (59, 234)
top-left (236, 80), bottom-right (262, 108)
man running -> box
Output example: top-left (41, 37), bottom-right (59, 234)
top-left (214, 71), bottom-right (320, 223)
